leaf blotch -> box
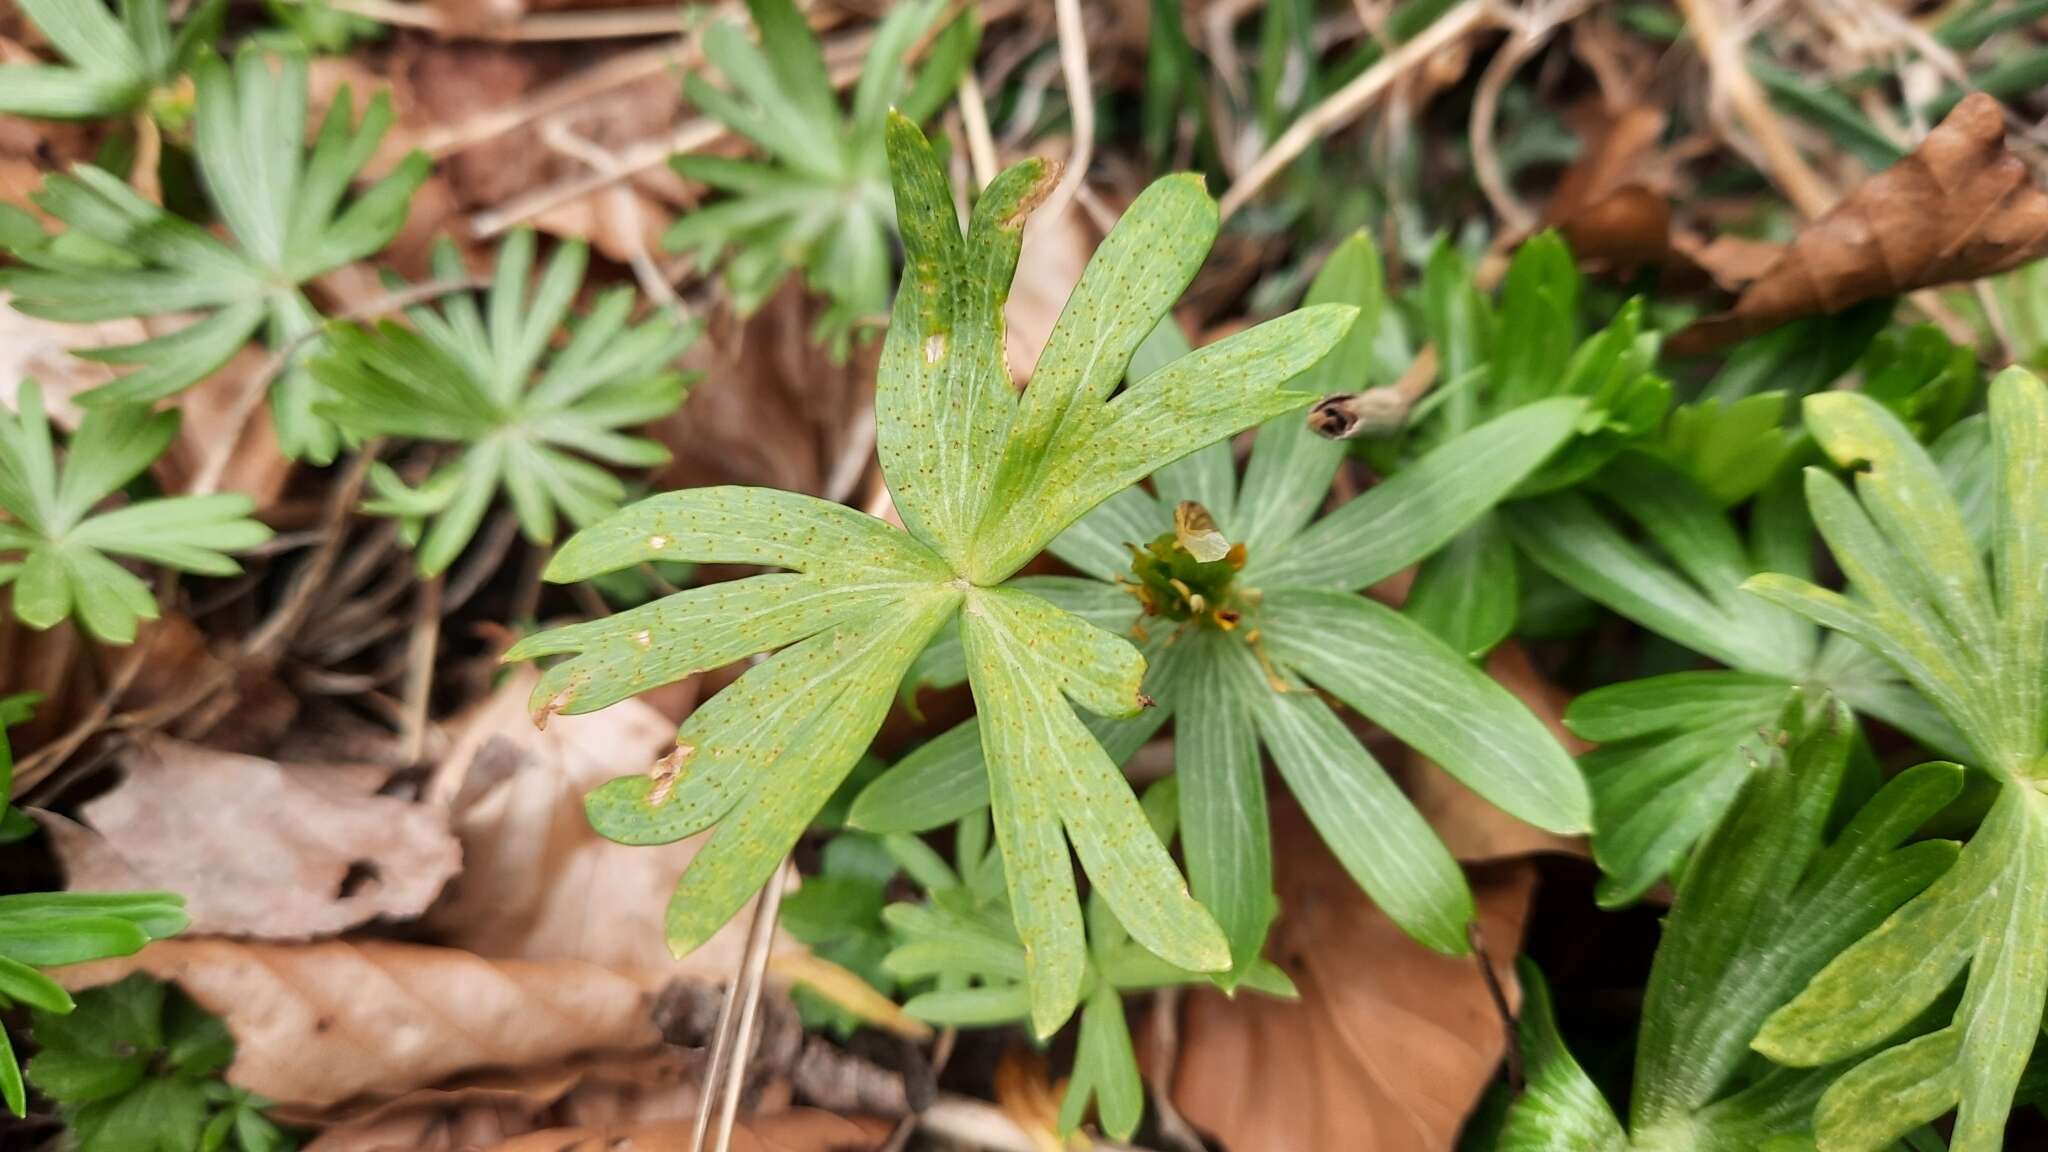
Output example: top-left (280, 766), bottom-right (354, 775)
top-left (1000, 160), bottom-right (1062, 231)
top-left (646, 742), bottom-right (696, 806)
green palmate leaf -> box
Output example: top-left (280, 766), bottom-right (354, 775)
top-left (886, 781), bottom-right (1292, 1142)
top-left (0, 0), bottom-right (224, 121)
top-left (316, 230), bottom-right (695, 575)
top-left (0, 381), bottom-right (272, 644)
top-left (27, 975), bottom-right (291, 1151)
top-left (666, 0), bottom-right (970, 358)
top-left (1500, 698), bottom-right (1961, 1152)
top-left (1745, 371), bottom-right (2048, 1152)
top-left (859, 231), bottom-right (1583, 975)
top-left (961, 584), bottom-right (1228, 1030)
top-left (1736, 373), bottom-right (2048, 1139)
top-left (0, 47), bottom-right (429, 462)
top-left (511, 120), bottom-right (1351, 1034)
top-left (1509, 453), bottom-right (1960, 906)
top-left (1367, 234), bottom-right (1670, 657)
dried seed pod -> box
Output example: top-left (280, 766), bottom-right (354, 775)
top-left (1309, 387), bottom-right (1411, 440)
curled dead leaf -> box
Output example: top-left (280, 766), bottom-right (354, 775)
top-left (54, 939), bottom-right (661, 1109)
top-left (43, 739), bottom-right (460, 939)
top-left (1671, 93), bottom-right (2048, 355)
top-left (1148, 798), bottom-right (1534, 1152)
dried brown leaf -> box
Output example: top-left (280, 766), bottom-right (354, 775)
top-left (43, 738), bottom-right (460, 939)
top-left (421, 667), bottom-right (755, 985)
top-left (299, 1050), bottom-right (701, 1152)
top-left (1664, 231), bottom-right (1781, 292)
top-left (0, 299), bottom-right (149, 424)
top-left (55, 939), bottom-right (661, 1109)
top-left (654, 284), bottom-right (879, 497)
top-left (1151, 798), bottom-right (1533, 1152)
top-left (1671, 92), bottom-right (2048, 355)
top-left (149, 342), bottom-right (292, 506)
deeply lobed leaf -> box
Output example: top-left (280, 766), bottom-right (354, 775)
top-left (0, 0), bottom-right (224, 122)
top-left (1742, 370), bottom-right (2048, 1152)
top-left (1503, 699), bottom-right (1959, 1150)
top-left (0, 46), bottom-right (429, 461)
top-left (0, 382), bottom-right (271, 644)
top-left (665, 0), bottom-right (967, 357)
top-left (859, 245), bottom-right (1586, 974)
top-left (516, 122), bottom-right (1356, 1034)
top-left (317, 231), bottom-right (695, 574)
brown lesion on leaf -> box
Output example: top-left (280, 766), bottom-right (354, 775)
top-left (646, 742), bottom-right (696, 806)
top-left (533, 686), bottom-right (575, 731)
top-left (1000, 159), bottom-right (1064, 231)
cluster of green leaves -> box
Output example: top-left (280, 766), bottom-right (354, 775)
top-left (885, 778), bottom-right (1292, 1141)
top-left (1506, 451), bottom-right (1961, 906)
top-left (1738, 371), bottom-right (2048, 1152)
top-left (777, 827), bottom-right (909, 1037)
top-left (26, 975), bottom-right (290, 1152)
top-left (508, 113), bottom-right (1356, 1037)
top-left (852, 230), bottom-right (1590, 981)
top-left (0, 0), bottom-right (222, 123)
top-left (1367, 253), bottom-right (1986, 907)
top-left (314, 230), bottom-right (697, 576)
top-left (788, 772), bottom-right (1289, 1142)
top-left (666, 0), bottom-right (973, 358)
top-left (0, 46), bottom-right (429, 462)
top-left (1, 700), bottom-right (188, 1120)
top-left (1378, 233), bottom-right (1673, 661)
top-left (1497, 696), bottom-right (1961, 1151)
top-left (0, 381), bottom-right (272, 643)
